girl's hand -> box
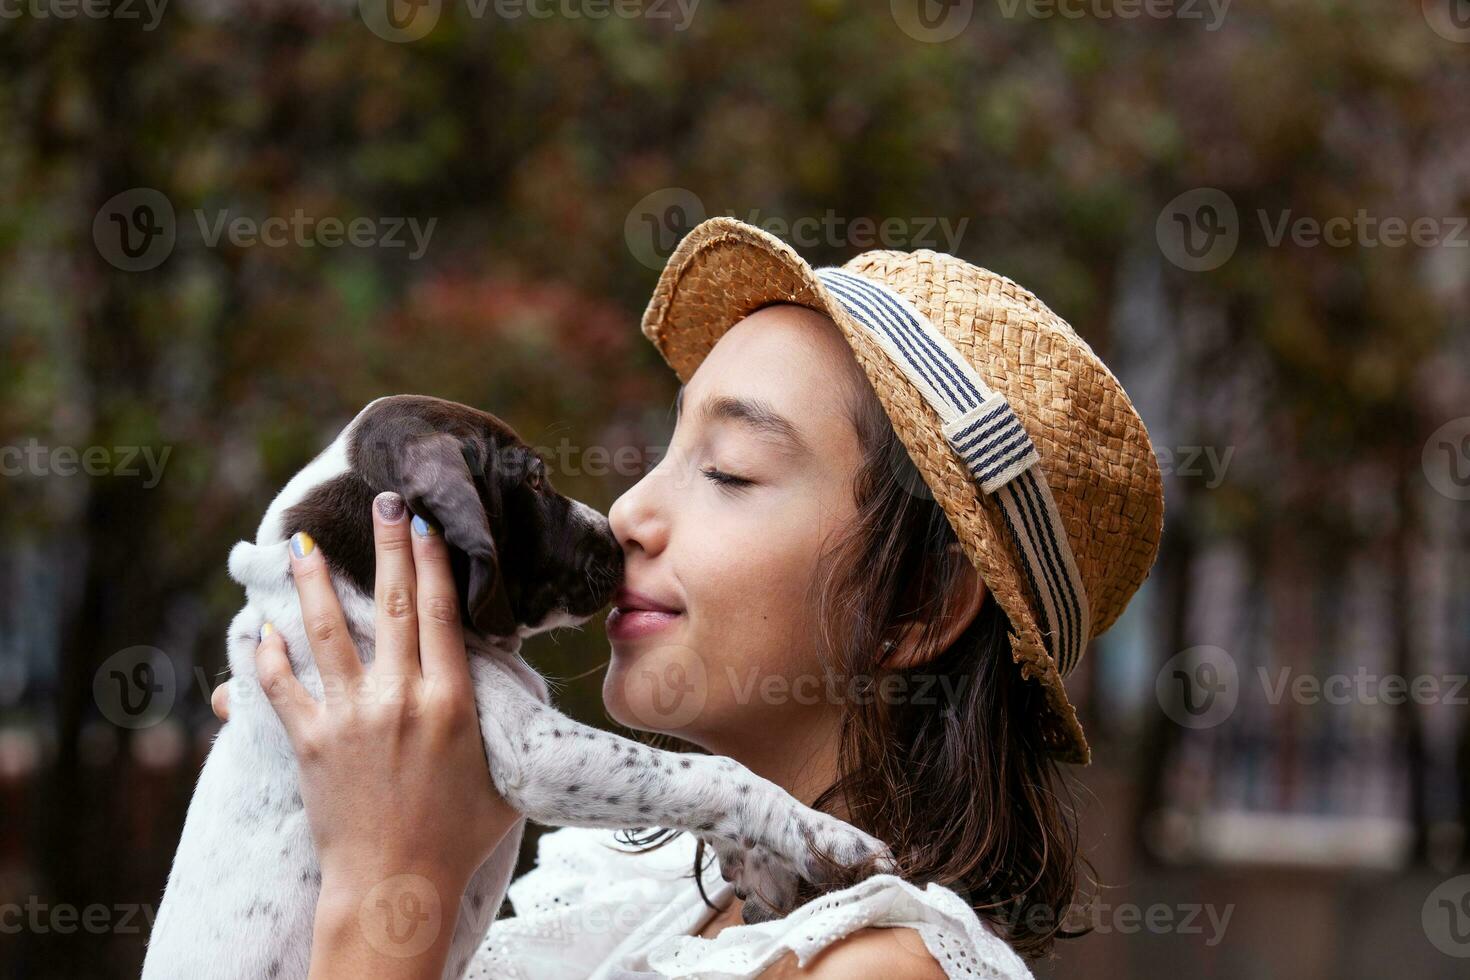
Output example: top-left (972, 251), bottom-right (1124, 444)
top-left (243, 490), bottom-right (521, 978)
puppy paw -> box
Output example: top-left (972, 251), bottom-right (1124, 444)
top-left (705, 836), bottom-right (800, 924)
top-left (703, 811), bottom-right (894, 923)
top-left (792, 811), bottom-right (895, 889)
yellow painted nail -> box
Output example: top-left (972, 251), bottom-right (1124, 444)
top-left (290, 531), bottom-right (315, 559)
top-left (260, 622), bottom-right (275, 638)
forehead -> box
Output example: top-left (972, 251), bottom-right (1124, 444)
top-left (681, 304), bottom-right (864, 452)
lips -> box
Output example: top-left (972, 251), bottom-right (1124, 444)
top-left (611, 587), bottom-right (680, 615)
top-left (606, 586), bottom-right (682, 641)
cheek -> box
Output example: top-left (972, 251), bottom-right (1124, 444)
top-left (683, 509), bottom-right (835, 693)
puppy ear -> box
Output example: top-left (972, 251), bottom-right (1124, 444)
top-left (374, 430), bottom-right (518, 637)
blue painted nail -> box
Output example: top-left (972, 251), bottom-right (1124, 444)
top-left (411, 514), bottom-right (436, 537)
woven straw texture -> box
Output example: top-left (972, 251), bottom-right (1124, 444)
top-left (640, 217), bottom-right (1164, 764)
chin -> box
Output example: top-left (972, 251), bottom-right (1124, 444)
top-left (602, 643), bottom-right (715, 740)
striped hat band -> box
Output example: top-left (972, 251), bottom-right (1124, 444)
top-left (816, 267), bottom-right (1092, 677)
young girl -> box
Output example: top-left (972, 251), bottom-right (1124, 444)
top-left (218, 218), bottom-right (1164, 978)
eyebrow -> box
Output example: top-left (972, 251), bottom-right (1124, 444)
top-left (676, 387), bottom-right (810, 456)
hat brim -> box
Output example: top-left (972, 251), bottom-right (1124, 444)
top-left (640, 217), bottom-right (1091, 764)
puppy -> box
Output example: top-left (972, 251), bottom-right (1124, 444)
top-left (143, 395), bottom-right (889, 980)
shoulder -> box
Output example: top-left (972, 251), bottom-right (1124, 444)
top-left (758, 926), bottom-right (947, 980)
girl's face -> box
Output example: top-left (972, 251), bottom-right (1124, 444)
top-left (605, 305), bottom-right (866, 760)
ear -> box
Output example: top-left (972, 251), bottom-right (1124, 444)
top-left (387, 431), bottom-right (518, 637)
top-left (886, 545), bottom-right (987, 669)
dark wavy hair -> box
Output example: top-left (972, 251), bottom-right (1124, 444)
top-left (626, 318), bottom-right (1092, 961)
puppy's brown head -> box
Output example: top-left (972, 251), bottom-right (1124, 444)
top-left (282, 395), bottom-right (623, 638)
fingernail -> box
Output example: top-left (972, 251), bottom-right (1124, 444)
top-left (290, 531), bottom-right (315, 559)
top-left (375, 491), bottom-right (406, 523)
top-left (411, 514), bottom-right (436, 537)
top-left (260, 622), bottom-right (275, 639)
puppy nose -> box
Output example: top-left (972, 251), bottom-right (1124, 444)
top-left (579, 533), bottom-right (624, 588)
top-left (582, 537), bottom-right (623, 577)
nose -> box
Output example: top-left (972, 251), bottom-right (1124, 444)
top-left (608, 465), bottom-right (669, 559)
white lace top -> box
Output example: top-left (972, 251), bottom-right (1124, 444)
top-left (466, 826), bottom-right (1034, 980)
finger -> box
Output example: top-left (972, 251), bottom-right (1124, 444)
top-left (288, 530), bottom-right (363, 686)
top-left (255, 623), bottom-right (313, 739)
top-left (410, 514), bottom-right (473, 691)
top-left (371, 491), bottom-right (421, 678)
top-left (211, 683), bottom-right (230, 722)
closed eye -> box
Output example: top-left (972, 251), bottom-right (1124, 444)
top-left (701, 466), bottom-right (753, 490)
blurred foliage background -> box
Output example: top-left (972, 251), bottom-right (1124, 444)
top-left (1, 1), bottom-right (1468, 977)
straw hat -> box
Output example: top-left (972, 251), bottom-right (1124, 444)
top-left (640, 217), bottom-right (1164, 764)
